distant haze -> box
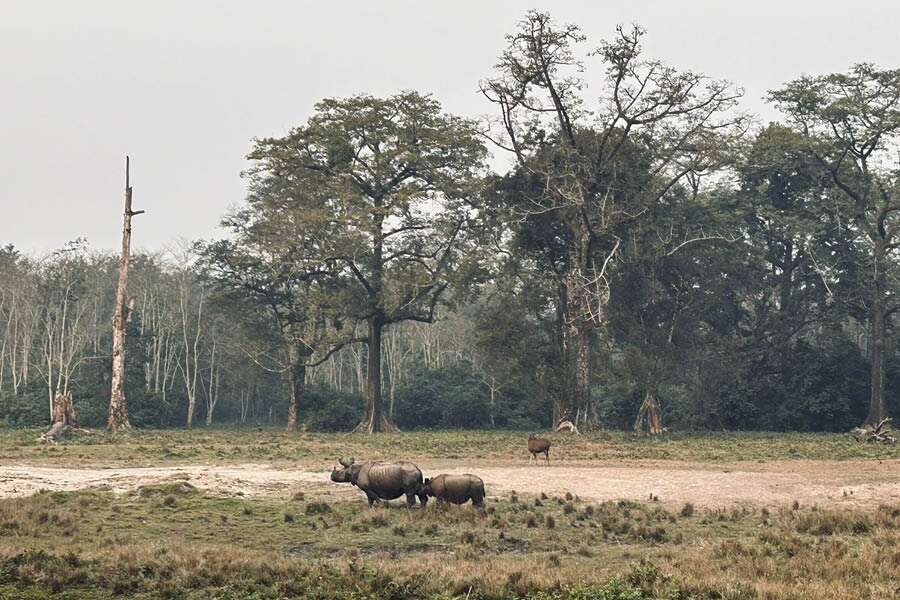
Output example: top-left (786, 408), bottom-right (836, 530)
top-left (2, 0), bottom-right (898, 253)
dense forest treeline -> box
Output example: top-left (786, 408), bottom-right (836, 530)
top-left (2, 12), bottom-right (898, 433)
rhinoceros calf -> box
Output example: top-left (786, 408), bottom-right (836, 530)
top-left (422, 474), bottom-right (485, 507)
top-left (330, 458), bottom-right (427, 507)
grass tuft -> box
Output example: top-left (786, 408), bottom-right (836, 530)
top-left (304, 501), bottom-right (332, 515)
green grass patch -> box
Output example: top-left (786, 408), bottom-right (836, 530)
top-left (2, 428), bottom-right (899, 466)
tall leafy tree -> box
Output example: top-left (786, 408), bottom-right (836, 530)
top-left (481, 170), bottom-right (572, 419)
top-left (481, 12), bottom-right (745, 425)
top-left (733, 124), bottom-right (860, 407)
top-left (606, 175), bottom-right (746, 433)
top-left (247, 92), bottom-right (486, 432)
top-left (740, 125), bottom-right (837, 349)
top-left (770, 64), bottom-right (900, 425)
top-left (197, 173), bottom-right (355, 432)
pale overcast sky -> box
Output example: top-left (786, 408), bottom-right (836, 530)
top-left (2, 1), bottom-right (898, 253)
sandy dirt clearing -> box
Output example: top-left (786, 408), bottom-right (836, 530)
top-left (1, 459), bottom-right (898, 509)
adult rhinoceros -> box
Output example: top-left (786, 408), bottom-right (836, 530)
top-left (330, 458), bottom-right (427, 507)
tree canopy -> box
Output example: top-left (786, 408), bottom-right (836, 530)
top-left (0, 13), bottom-right (897, 436)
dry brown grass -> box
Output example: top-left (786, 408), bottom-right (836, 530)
top-left (0, 486), bottom-right (898, 599)
top-left (1, 428), bottom-right (898, 597)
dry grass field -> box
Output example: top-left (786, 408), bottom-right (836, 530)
top-left (0, 428), bottom-right (898, 599)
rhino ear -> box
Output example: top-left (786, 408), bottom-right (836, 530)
top-left (424, 478), bottom-right (432, 485)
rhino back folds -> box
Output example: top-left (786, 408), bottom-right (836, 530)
top-left (358, 462), bottom-right (422, 499)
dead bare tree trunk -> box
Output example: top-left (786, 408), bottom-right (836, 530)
top-left (108, 157), bottom-right (143, 432)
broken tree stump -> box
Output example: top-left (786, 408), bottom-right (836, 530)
top-left (39, 391), bottom-right (88, 443)
top-left (554, 410), bottom-right (580, 434)
top-left (634, 390), bottom-right (664, 435)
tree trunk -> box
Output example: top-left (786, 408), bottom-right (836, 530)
top-left (558, 228), bottom-right (598, 429)
top-left (489, 383), bottom-right (496, 428)
top-left (865, 244), bottom-right (887, 426)
top-left (634, 388), bottom-right (663, 435)
top-left (108, 157), bottom-right (141, 432)
top-left (205, 365), bottom-right (220, 426)
top-left (553, 281), bottom-right (570, 424)
top-left (355, 316), bottom-right (397, 433)
top-left (563, 270), bottom-right (594, 427)
top-left (186, 387), bottom-right (195, 428)
top-left (573, 320), bottom-right (592, 425)
top-left (205, 334), bottom-right (219, 426)
top-left (285, 345), bottom-right (306, 432)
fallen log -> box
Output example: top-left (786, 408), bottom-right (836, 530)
top-left (38, 424), bottom-right (94, 444)
top-left (39, 422), bottom-right (70, 444)
top-left (850, 417), bottom-right (896, 444)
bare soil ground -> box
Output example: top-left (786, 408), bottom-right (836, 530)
top-left (2, 458), bottom-right (898, 509)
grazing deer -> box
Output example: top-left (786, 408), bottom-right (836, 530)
top-left (527, 434), bottom-right (551, 464)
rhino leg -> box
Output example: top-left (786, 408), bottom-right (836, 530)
top-left (365, 491), bottom-right (378, 508)
top-left (405, 493), bottom-right (417, 508)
